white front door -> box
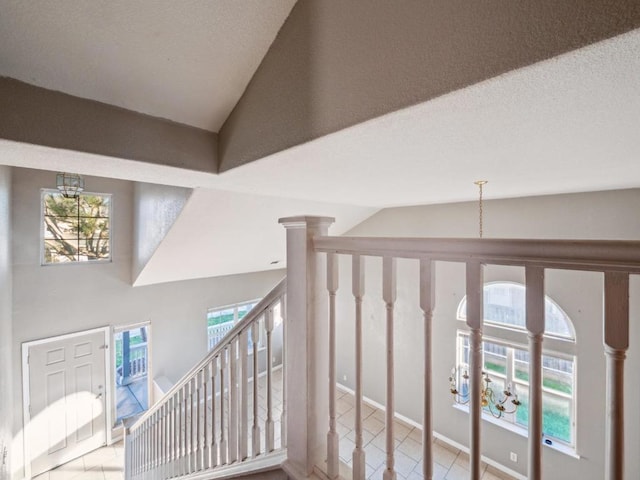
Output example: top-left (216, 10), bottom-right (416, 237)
top-left (25, 329), bottom-right (107, 477)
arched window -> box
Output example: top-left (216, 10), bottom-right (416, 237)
top-left (455, 282), bottom-right (576, 448)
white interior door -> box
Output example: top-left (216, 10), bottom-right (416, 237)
top-left (25, 329), bottom-right (107, 477)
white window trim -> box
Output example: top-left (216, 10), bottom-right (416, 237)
top-left (40, 188), bottom-right (113, 266)
top-left (455, 328), bottom-right (577, 452)
top-left (454, 281), bottom-right (578, 452)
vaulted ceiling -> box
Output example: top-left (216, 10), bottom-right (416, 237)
top-left (1, 1), bottom-right (639, 284)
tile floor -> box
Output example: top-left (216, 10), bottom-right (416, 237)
top-left (33, 369), bottom-right (515, 480)
top-left (334, 388), bottom-right (515, 480)
top-left (33, 442), bottom-right (124, 480)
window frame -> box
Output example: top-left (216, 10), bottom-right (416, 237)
top-left (40, 188), bottom-right (113, 266)
top-left (454, 282), bottom-right (577, 451)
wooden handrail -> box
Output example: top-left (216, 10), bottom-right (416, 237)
top-left (314, 236), bottom-right (640, 273)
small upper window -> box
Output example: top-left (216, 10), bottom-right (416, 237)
top-left (42, 190), bottom-right (111, 264)
top-left (457, 282), bottom-right (574, 340)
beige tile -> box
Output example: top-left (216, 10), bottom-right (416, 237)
top-left (363, 415), bottom-right (385, 435)
top-left (445, 463), bottom-right (470, 480)
top-left (337, 397), bottom-right (353, 415)
top-left (371, 430), bottom-right (400, 451)
top-left (339, 436), bottom-right (356, 462)
top-left (432, 442), bottom-right (458, 469)
top-left (453, 450), bottom-right (487, 472)
top-left (397, 436), bottom-right (423, 462)
top-left (339, 407), bottom-right (357, 427)
top-left (393, 419), bottom-right (413, 442)
top-left (346, 427), bottom-right (375, 447)
top-left (363, 442), bottom-right (386, 469)
top-left (394, 450), bottom-right (418, 478)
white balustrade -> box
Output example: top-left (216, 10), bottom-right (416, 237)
top-left (126, 279), bottom-right (286, 480)
top-left (126, 217), bottom-right (640, 480)
top-left (311, 230), bottom-right (640, 480)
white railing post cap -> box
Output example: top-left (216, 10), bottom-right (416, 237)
top-left (279, 216), bottom-right (335, 229)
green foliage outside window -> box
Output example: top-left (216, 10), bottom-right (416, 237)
top-left (43, 191), bottom-right (111, 263)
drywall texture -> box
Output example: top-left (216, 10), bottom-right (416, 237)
top-left (334, 189), bottom-right (640, 479)
top-left (133, 183), bottom-right (192, 282)
top-left (10, 168), bottom-right (283, 478)
top-left (0, 78), bottom-right (218, 173)
top-left (0, 166), bottom-right (12, 480)
top-left (219, 0), bottom-right (640, 171)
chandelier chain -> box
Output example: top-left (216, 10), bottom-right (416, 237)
top-left (474, 180), bottom-right (487, 239)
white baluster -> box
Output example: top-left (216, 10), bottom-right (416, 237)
top-left (352, 255), bottom-right (366, 480)
top-left (151, 412), bottom-right (156, 475)
top-left (182, 383), bottom-right (191, 473)
top-left (526, 266), bottom-right (545, 480)
top-left (251, 321), bottom-right (261, 457)
top-left (326, 253), bottom-right (339, 478)
top-left (162, 406), bottom-right (166, 476)
top-left (280, 294), bottom-right (287, 448)
top-left (220, 348), bottom-right (228, 464)
top-left (197, 371), bottom-right (203, 471)
top-left (211, 357), bottom-right (218, 467)
top-left (466, 261), bottom-right (484, 480)
top-left (180, 387), bottom-right (186, 476)
top-left (202, 366), bottom-right (209, 470)
top-left (240, 329), bottom-right (249, 460)
top-left (124, 427), bottom-right (132, 480)
top-left (230, 337), bottom-right (239, 462)
top-left (172, 394), bottom-right (178, 477)
top-left (420, 259), bottom-right (435, 480)
top-left (193, 377), bottom-right (199, 472)
top-left (266, 308), bottom-right (276, 452)
top-left (383, 256), bottom-right (397, 480)
top-left (604, 272), bottom-right (629, 480)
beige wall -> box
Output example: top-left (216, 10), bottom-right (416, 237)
top-left (10, 168), bottom-right (283, 478)
top-left (334, 189), bottom-right (640, 479)
top-left (0, 78), bottom-right (218, 174)
top-left (0, 166), bottom-right (12, 480)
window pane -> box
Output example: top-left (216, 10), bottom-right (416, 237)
top-left (513, 385), bottom-right (572, 444)
top-left (543, 356), bottom-right (573, 395)
top-left (80, 195), bottom-right (110, 217)
top-left (483, 342), bottom-right (507, 375)
top-left (542, 392), bottom-right (572, 443)
top-left (44, 193), bottom-right (78, 216)
top-left (458, 283), bottom-right (575, 339)
top-left (207, 307), bottom-right (235, 327)
top-left (237, 302), bottom-right (257, 320)
top-left (44, 239), bottom-right (78, 263)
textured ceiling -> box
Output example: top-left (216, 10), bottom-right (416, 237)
top-left (1, 5), bottom-right (638, 284)
top-left (0, 0), bottom-right (296, 131)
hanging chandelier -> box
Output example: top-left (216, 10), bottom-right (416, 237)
top-left (56, 172), bottom-right (85, 199)
top-left (449, 366), bottom-right (521, 418)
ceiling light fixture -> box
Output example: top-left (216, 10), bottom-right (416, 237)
top-left (449, 367), bottom-right (521, 419)
top-left (56, 172), bottom-right (85, 199)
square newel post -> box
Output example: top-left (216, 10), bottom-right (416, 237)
top-left (279, 216), bottom-right (335, 478)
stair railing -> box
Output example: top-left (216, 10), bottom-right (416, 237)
top-left (279, 216), bottom-right (640, 480)
top-left (125, 277), bottom-right (287, 480)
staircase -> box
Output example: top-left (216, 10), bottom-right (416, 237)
top-left (125, 216), bottom-right (640, 480)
